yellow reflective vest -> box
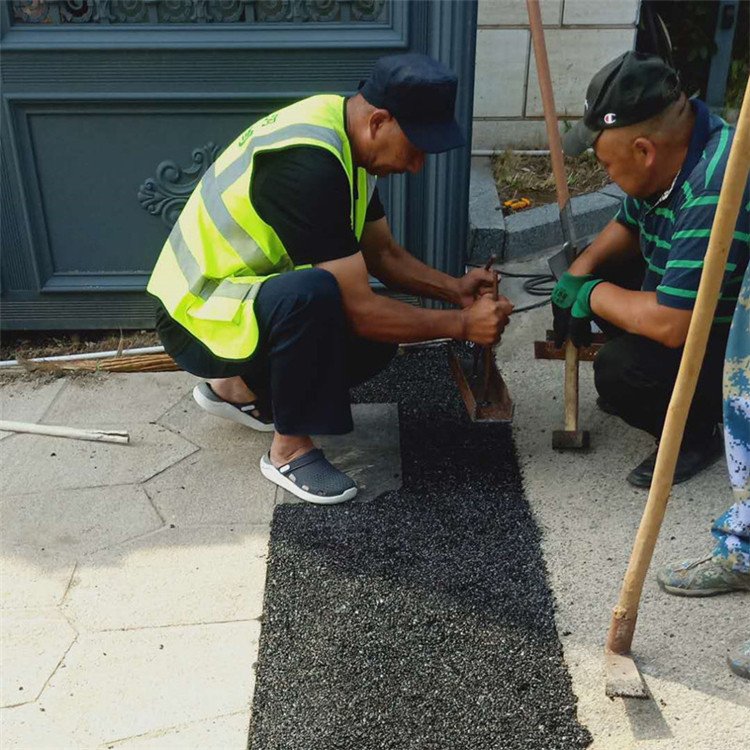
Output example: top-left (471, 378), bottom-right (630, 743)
top-left (147, 94), bottom-right (376, 360)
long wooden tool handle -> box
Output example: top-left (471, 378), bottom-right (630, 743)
top-left (527, 0), bottom-right (571, 212)
top-left (0, 420), bottom-right (130, 445)
top-left (528, 0), bottom-right (581, 433)
top-left (606, 77), bottom-right (750, 656)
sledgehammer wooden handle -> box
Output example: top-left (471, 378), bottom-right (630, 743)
top-left (563, 341), bottom-right (579, 431)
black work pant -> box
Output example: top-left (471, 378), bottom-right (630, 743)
top-left (591, 254), bottom-right (727, 444)
top-left (168, 268), bottom-right (396, 436)
top-left (593, 328), bottom-right (728, 444)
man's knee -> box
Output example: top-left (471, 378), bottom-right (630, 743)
top-left (260, 267), bottom-right (344, 321)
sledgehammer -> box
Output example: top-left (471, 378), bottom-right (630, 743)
top-left (527, 0), bottom-right (589, 450)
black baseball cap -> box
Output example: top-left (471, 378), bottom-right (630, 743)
top-left (359, 53), bottom-right (465, 154)
top-left (562, 51), bottom-right (682, 156)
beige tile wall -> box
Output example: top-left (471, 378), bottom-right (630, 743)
top-left (473, 0), bottom-right (640, 150)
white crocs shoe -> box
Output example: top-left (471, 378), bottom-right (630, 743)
top-left (192, 382), bottom-right (275, 432)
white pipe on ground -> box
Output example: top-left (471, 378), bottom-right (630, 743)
top-left (471, 149), bottom-right (551, 156)
top-left (0, 345), bottom-right (165, 368)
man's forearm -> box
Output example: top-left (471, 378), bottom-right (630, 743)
top-left (569, 220), bottom-right (641, 275)
top-left (590, 283), bottom-right (690, 348)
top-left (350, 291), bottom-right (465, 343)
top-left (365, 241), bottom-right (460, 305)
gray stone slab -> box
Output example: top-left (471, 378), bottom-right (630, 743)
top-left (468, 156), bottom-right (626, 262)
top-left (1, 608), bottom-right (76, 708)
top-left (63, 525), bottom-right (268, 630)
top-left (158, 389), bottom-right (271, 451)
top-left (468, 156), bottom-right (506, 265)
top-left (503, 201), bottom-right (563, 260)
top-left (0, 379), bottom-right (67, 442)
top-left (1, 554), bottom-right (76, 610)
top-left (42, 372), bottom-right (195, 427)
top-left (39, 623), bottom-right (258, 747)
top-left (570, 190), bottom-right (622, 240)
top-left (276, 403), bottom-right (401, 506)
top-left (0, 422), bottom-right (197, 495)
top-left (0, 703), bottom-right (82, 749)
top-left (2, 484), bottom-right (162, 558)
top-left (146, 444), bottom-right (276, 526)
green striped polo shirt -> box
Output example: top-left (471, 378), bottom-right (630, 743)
top-left (615, 99), bottom-right (750, 324)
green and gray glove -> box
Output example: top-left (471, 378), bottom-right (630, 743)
top-left (551, 272), bottom-right (593, 348)
top-left (570, 278), bottom-right (604, 347)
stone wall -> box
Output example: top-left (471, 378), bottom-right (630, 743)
top-left (473, 0), bottom-right (639, 150)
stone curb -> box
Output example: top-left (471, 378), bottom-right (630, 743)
top-left (468, 156), bottom-right (626, 264)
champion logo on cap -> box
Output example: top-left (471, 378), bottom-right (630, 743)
top-left (603, 112), bottom-right (617, 125)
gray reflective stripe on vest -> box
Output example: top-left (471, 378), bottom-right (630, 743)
top-left (214, 123), bottom-right (345, 194)
top-left (199, 124), bottom-right (345, 275)
top-left (168, 223), bottom-right (261, 303)
top-left (200, 165), bottom-right (276, 276)
top-left (169, 220), bottom-right (206, 297)
top-left (168, 121), bottom-right (346, 298)
top-left (366, 173), bottom-right (377, 205)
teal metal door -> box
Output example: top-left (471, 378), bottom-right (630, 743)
top-left (1, 0), bottom-right (477, 329)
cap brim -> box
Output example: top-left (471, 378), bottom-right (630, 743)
top-left (562, 119), bottom-right (600, 156)
top-left (400, 117), bottom-right (465, 154)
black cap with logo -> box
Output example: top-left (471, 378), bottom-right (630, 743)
top-left (359, 53), bottom-right (465, 154)
top-left (562, 51), bottom-right (682, 156)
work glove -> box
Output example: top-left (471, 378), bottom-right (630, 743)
top-left (550, 272), bottom-right (593, 348)
top-left (569, 279), bottom-right (604, 348)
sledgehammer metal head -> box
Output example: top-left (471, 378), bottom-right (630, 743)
top-left (552, 429), bottom-right (590, 450)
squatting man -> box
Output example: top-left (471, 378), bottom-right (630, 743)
top-left (149, 53), bottom-right (513, 504)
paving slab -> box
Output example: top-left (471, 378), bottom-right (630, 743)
top-left (39, 622), bottom-right (258, 747)
top-left (276, 403), bottom-right (402, 505)
top-left (107, 711), bottom-right (250, 749)
top-left (0, 608), bottom-right (77, 708)
top-left (1, 484), bottom-right (162, 558)
top-left (0, 702), bottom-right (81, 749)
top-left (41, 371), bottom-right (195, 427)
top-left (157, 388), bottom-right (269, 451)
top-left (496, 283), bottom-right (750, 749)
top-left (63, 524), bottom-right (268, 630)
top-left (145, 444), bottom-right (276, 527)
top-left (0, 379), bottom-right (67, 442)
top-left (0, 422), bottom-right (197, 495)
top-left (1, 554), bottom-right (76, 610)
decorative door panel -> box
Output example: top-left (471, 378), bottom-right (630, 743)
top-left (1, 0), bottom-right (478, 329)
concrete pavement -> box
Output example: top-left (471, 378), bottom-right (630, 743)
top-left (1, 303), bottom-right (748, 749)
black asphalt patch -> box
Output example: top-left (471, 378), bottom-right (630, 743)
top-left (250, 345), bottom-right (592, 750)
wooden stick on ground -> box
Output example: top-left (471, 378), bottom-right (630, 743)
top-left (605, 75), bottom-right (750, 698)
top-left (0, 420), bottom-right (130, 445)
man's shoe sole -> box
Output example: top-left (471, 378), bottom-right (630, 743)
top-left (657, 581), bottom-right (745, 597)
top-left (193, 384), bottom-right (275, 432)
top-left (259, 455), bottom-right (357, 505)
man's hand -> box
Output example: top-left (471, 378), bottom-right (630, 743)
top-left (461, 294), bottom-right (514, 346)
top-left (551, 272), bottom-right (593, 348)
top-left (569, 279), bottom-right (603, 347)
top-left (456, 268), bottom-right (497, 308)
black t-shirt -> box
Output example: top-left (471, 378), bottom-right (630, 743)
top-left (155, 146), bottom-right (384, 353)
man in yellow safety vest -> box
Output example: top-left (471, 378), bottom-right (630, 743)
top-left (148, 53), bottom-right (513, 504)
